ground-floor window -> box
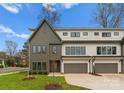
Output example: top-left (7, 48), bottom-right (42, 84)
top-left (32, 62), bottom-right (37, 70)
top-left (32, 62), bottom-right (46, 71)
top-left (42, 62), bottom-right (46, 70)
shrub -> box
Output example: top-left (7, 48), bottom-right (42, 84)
top-left (45, 83), bottom-right (63, 90)
top-left (0, 64), bottom-right (3, 68)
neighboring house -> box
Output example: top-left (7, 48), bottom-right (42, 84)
top-left (0, 52), bottom-right (7, 68)
top-left (21, 55), bottom-right (29, 66)
top-left (28, 19), bottom-right (124, 74)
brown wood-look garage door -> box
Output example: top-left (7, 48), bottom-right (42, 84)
top-left (95, 63), bottom-right (118, 73)
top-left (64, 63), bottom-right (87, 73)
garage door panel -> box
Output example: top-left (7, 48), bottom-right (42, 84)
top-left (64, 63), bottom-right (87, 73)
top-left (95, 63), bottom-right (118, 73)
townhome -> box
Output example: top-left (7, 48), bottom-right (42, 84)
top-left (28, 19), bottom-right (124, 74)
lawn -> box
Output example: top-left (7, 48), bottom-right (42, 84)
top-left (0, 72), bottom-right (89, 90)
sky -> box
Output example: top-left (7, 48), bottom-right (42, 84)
top-left (0, 3), bottom-right (97, 51)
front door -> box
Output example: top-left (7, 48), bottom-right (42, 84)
top-left (50, 60), bottom-right (60, 72)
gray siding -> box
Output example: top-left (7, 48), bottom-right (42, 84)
top-left (29, 21), bottom-right (62, 73)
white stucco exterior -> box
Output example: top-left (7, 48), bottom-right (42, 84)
top-left (56, 29), bottom-right (124, 73)
top-left (56, 30), bottom-right (124, 41)
top-left (62, 43), bottom-right (121, 56)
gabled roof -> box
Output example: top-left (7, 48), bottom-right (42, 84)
top-left (28, 19), bottom-right (61, 42)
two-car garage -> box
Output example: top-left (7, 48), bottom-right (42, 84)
top-left (62, 58), bottom-right (120, 73)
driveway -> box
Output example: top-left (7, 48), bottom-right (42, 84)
top-left (64, 74), bottom-right (124, 90)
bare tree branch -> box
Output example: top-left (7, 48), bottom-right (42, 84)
top-left (5, 40), bottom-right (18, 57)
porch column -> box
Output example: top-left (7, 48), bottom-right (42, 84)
top-left (61, 60), bottom-right (64, 73)
top-left (118, 61), bottom-right (121, 73)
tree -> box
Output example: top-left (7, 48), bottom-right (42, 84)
top-left (22, 42), bottom-right (28, 56)
top-left (40, 4), bottom-right (61, 27)
top-left (5, 40), bottom-right (18, 57)
top-left (5, 40), bottom-right (18, 66)
top-left (93, 3), bottom-right (124, 28)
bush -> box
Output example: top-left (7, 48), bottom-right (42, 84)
top-left (0, 64), bottom-right (3, 68)
top-left (29, 71), bottom-right (48, 75)
top-left (22, 76), bottom-right (35, 81)
top-left (45, 83), bottom-right (63, 90)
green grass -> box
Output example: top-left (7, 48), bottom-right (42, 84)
top-left (0, 72), bottom-right (90, 90)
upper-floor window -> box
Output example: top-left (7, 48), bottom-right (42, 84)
top-left (114, 32), bottom-right (119, 36)
top-left (71, 32), bottom-right (80, 37)
top-left (53, 46), bottom-right (57, 54)
top-left (83, 32), bottom-right (88, 36)
top-left (65, 46), bottom-right (86, 55)
top-left (102, 32), bottom-right (111, 37)
top-left (66, 47), bottom-right (70, 55)
top-left (63, 32), bottom-right (68, 36)
top-left (97, 46), bottom-right (117, 55)
top-left (32, 46), bottom-right (37, 53)
top-left (37, 46), bottom-right (41, 53)
top-left (94, 32), bottom-right (99, 36)
top-left (42, 46), bottom-right (46, 53)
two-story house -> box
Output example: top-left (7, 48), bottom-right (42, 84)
top-left (28, 19), bottom-right (124, 74)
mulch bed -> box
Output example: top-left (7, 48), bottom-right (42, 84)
top-left (22, 76), bottom-right (35, 80)
top-left (45, 83), bottom-right (63, 90)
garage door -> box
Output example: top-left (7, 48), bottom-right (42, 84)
top-left (64, 63), bottom-right (87, 73)
top-left (95, 63), bottom-right (118, 73)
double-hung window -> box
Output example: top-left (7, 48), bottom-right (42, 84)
top-left (102, 32), bottom-right (111, 37)
top-left (53, 46), bottom-right (57, 54)
top-left (32, 46), bottom-right (37, 53)
top-left (97, 46), bottom-right (117, 55)
top-left (65, 46), bottom-right (86, 55)
top-left (71, 32), bottom-right (80, 37)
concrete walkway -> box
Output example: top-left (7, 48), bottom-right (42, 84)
top-left (65, 74), bottom-right (124, 90)
top-left (0, 71), bottom-right (20, 76)
top-left (48, 73), bottom-right (64, 76)
top-left (0, 67), bottom-right (29, 73)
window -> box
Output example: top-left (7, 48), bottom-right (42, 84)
top-left (80, 47), bottom-right (86, 55)
top-left (83, 32), bottom-right (88, 36)
top-left (106, 46), bottom-right (111, 55)
top-left (102, 47), bottom-right (106, 55)
top-left (37, 46), bottom-right (41, 53)
top-left (63, 32), bottom-right (68, 36)
top-left (65, 46), bottom-right (86, 55)
top-left (71, 32), bottom-right (80, 37)
top-left (37, 62), bottom-right (41, 70)
top-left (112, 47), bottom-right (116, 54)
top-left (97, 47), bottom-right (101, 55)
top-left (32, 62), bottom-right (37, 70)
top-left (102, 32), bottom-right (111, 37)
top-left (42, 62), bottom-right (46, 70)
top-left (53, 46), bottom-right (57, 54)
top-left (42, 46), bottom-right (46, 53)
top-left (97, 46), bottom-right (117, 55)
top-left (114, 32), bottom-right (119, 36)
top-left (66, 47), bottom-right (70, 55)
top-left (71, 47), bottom-right (75, 55)
top-left (94, 32), bottom-right (99, 36)
top-left (32, 46), bottom-right (37, 53)
top-left (76, 47), bottom-right (80, 55)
